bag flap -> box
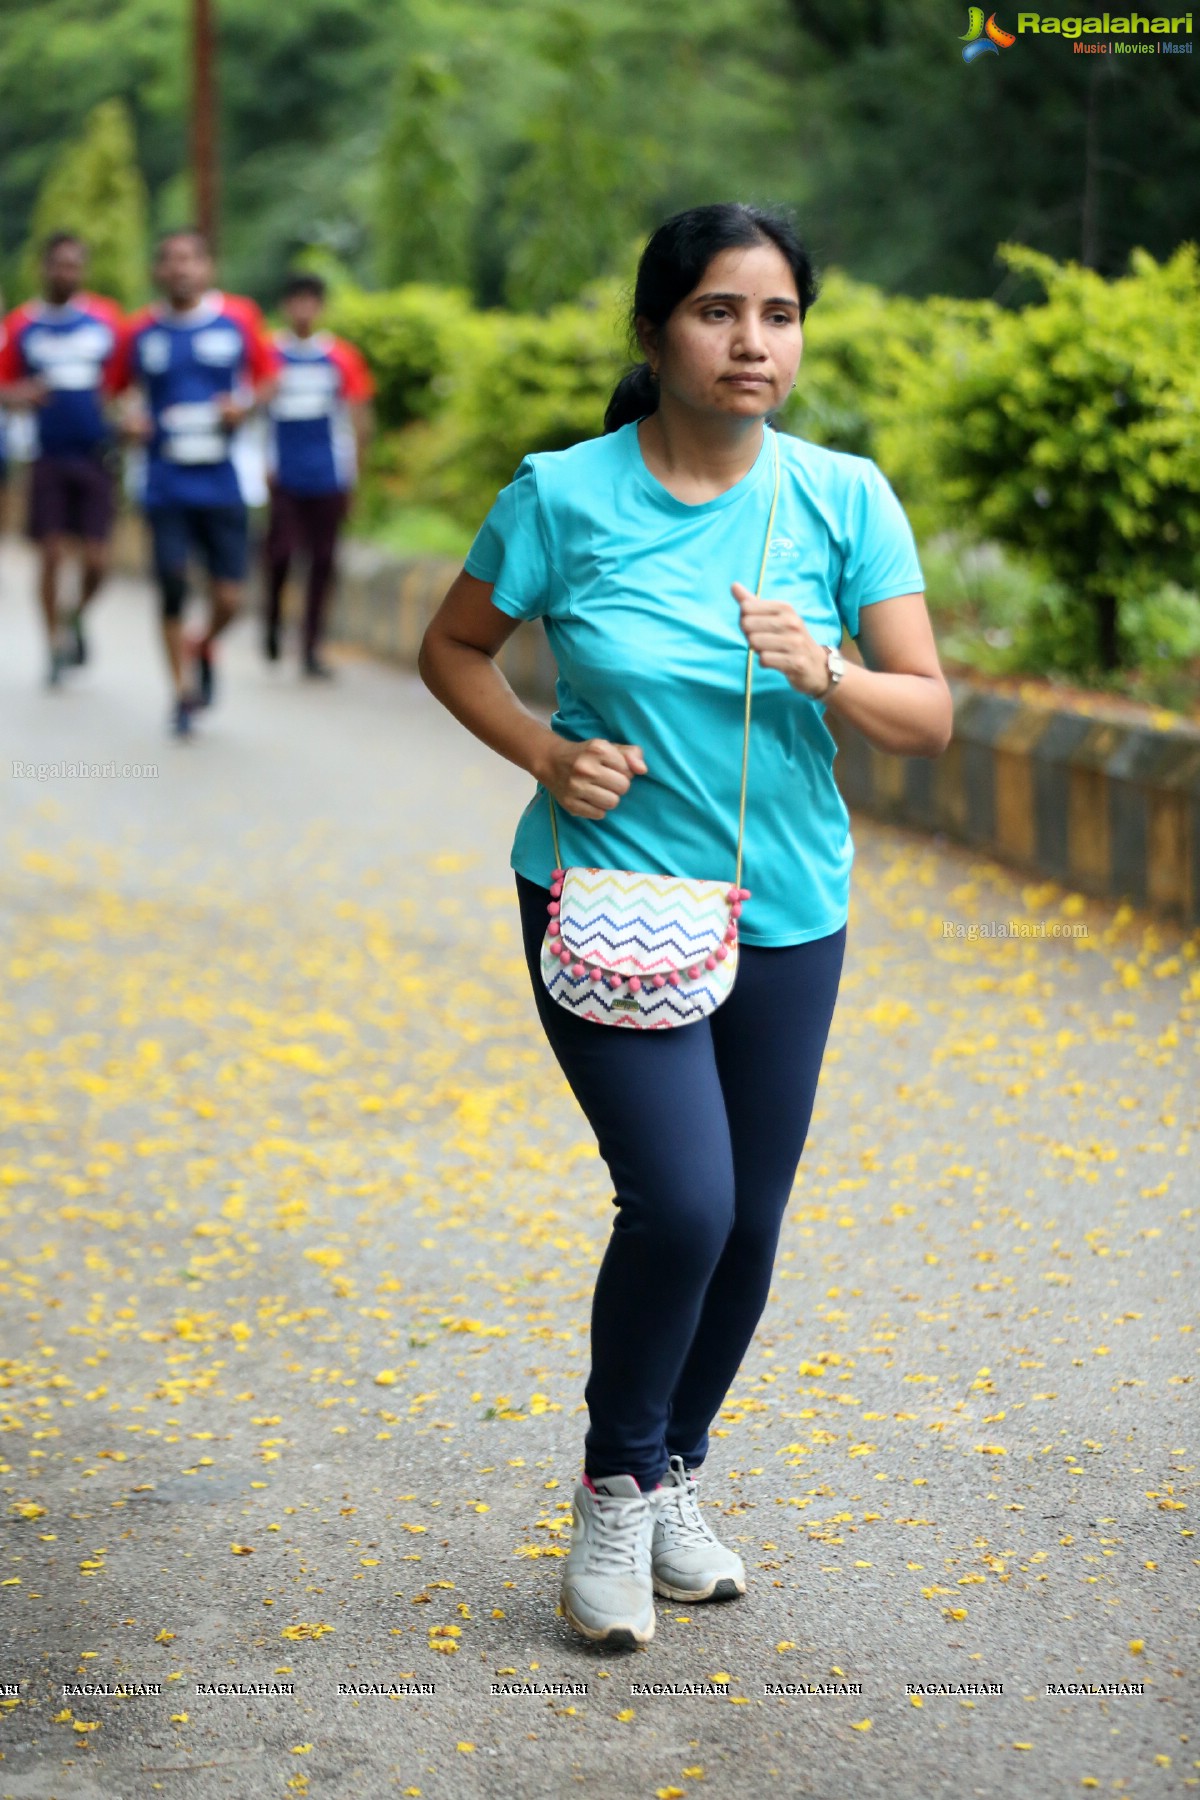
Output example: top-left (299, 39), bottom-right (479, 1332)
top-left (555, 866), bottom-right (731, 975)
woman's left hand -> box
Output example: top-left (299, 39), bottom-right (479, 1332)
top-left (732, 582), bottom-right (831, 698)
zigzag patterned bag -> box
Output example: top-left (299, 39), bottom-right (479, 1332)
top-left (539, 428), bottom-right (780, 1029)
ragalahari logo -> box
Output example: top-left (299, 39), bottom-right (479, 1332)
top-left (961, 7), bottom-right (1017, 58)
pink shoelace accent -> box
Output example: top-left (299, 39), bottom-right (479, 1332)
top-left (583, 1472), bottom-right (661, 1494)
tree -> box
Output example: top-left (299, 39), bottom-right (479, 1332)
top-left (376, 54), bottom-right (473, 289)
top-left (877, 241), bottom-right (1200, 672)
top-left (780, 0), bottom-right (1200, 297)
top-left (2, 0), bottom-right (1198, 307)
top-left (19, 98), bottom-right (149, 306)
top-left (498, 6), bottom-right (654, 312)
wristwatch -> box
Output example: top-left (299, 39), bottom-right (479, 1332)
top-left (820, 644), bottom-right (845, 697)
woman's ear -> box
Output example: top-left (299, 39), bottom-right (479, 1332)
top-left (633, 314), bottom-right (659, 369)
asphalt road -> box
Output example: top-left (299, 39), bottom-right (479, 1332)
top-left (0, 542), bottom-right (1196, 1800)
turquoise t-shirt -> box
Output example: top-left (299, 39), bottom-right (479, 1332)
top-left (463, 420), bottom-right (924, 946)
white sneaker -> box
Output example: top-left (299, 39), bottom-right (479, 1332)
top-left (560, 1473), bottom-right (656, 1647)
top-left (650, 1455), bottom-right (746, 1602)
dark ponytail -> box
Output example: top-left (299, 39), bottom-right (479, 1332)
top-left (603, 201), bottom-right (820, 434)
top-left (603, 363), bottom-right (659, 434)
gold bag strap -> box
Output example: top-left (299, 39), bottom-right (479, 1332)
top-left (548, 425), bottom-right (782, 891)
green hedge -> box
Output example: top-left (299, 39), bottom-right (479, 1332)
top-left (332, 251), bottom-right (1200, 683)
top-left (777, 269), bottom-right (993, 460)
top-left (875, 242), bottom-right (1200, 670)
top-left (329, 276), bottom-right (627, 527)
top-left (398, 283), bottom-right (628, 524)
top-left (323, 283), bottom-right (478, 431)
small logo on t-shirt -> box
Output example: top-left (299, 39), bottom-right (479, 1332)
top-left (769, 535), bottom-right (799, 559)
top-left (140, 331), bottom-right (171, 374)
top-left (193, 327), bottom-right (242, 367)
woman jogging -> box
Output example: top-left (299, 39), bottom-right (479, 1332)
top-left (418, 202), bottom-right (952, 1650)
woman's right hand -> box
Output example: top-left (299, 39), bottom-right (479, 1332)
top-left (538, 735), bottom-right (647, 820)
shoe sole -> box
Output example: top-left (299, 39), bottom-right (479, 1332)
top-left (561, 1596), bottom-right (655, 1648)
top-left (652, 1572), bottom-right (746, 1602)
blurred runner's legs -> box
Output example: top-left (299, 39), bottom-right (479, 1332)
top-left (0, 233), bottom-right (122, 685)
top-left (263, 488), bottom-right (347, 674)
top-left (263, 272), bottom-right (374, 677)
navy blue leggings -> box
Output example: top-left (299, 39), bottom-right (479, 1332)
top-left (515, 871), bottom-right (846, 1491)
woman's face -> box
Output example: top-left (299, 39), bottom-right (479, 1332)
top-left (640, 241), bottom-right (804, 421)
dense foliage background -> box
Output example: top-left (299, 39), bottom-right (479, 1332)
top-left (2, 0), bottom-right (1198, 306)
top-left (317, 246), bottom-right (1200, 695)
top-left (2, 0), bottom-right (1198, 700)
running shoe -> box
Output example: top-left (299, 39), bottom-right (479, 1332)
top-left (188, 637), bottom-right (215, 708)
top-left (66, 609), bottom-right (87, 666)
top-left (170, 696), bottom-right (193, 739)
top-left (650, 1455), bottom-right (746, 1601)
top-left (303, 653), bottom-right (336, 680)
top-left (560, 1473), bottom-right (656, 1647)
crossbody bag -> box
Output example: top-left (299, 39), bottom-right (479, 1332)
top-left (538, 425), bottom-right (781, 1028)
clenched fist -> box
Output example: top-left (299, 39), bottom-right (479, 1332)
top-left (733, 581), bottom-right (832, 698)
top-left (540, 736), bottom-right (647, 821)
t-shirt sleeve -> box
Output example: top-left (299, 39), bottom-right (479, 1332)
top-left (0, 309), bottom-right (29, 381)
top-left (331, 338), bottom-right (374, 404)
top-left (836, 461), bottom-right (925, 640)
top-left (463, 458), bottom-right (556, 621)
top-left (106, 311), bottom-right (153, 394)
top-left (243, 319), bottom-right (279, 386)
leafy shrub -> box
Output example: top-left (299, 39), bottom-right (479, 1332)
top-left (920, 527), bottom-right (1200, 711)
top-left (323, 283), bottom-right (478, 431)
top-left (331, 253), bottom-right (1200, 700)
top-left (876, 241), bottom-right (1200, 671)
top-left (919, 530), bottom-right (1057, 675)
top-left (777, 269), bottom-right (992, 462)
top-left (395, 279), bottom-right (628, 525)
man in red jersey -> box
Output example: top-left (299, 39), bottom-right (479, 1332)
top-left (0, 233), bottom-right (122, 686)
top-left (110, 229), bottom-right (277, 736)
top-left (263, 272), bottom-right (374, 678)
